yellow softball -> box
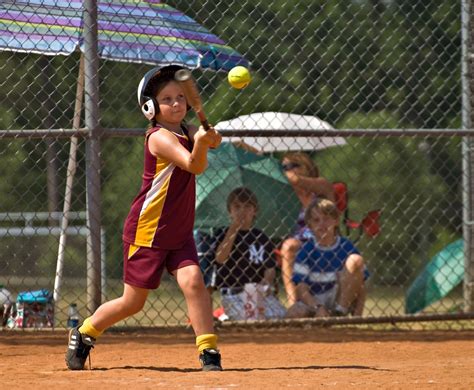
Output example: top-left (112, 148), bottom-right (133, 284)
top-left (228, 66), bottom-right (251, 89)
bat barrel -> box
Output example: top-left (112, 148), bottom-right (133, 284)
top-left (174, 69), bottom-right (192, 82)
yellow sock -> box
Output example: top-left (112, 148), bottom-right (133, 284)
top-left (79, 317), bottom-right (104, 339)
top-left (196, 333), bottom-right (218, 353)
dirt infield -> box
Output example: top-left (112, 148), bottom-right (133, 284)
top-left (1, 326), bottom-right (473, 389)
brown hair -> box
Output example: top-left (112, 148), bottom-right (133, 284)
top-left (304, 198), bottom-right (339, 225)
top-left (227, 187), bottom-right (259, 212)
top-left (282, 152), bottom-right (319, 177)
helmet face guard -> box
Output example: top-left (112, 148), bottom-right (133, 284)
top-left (137, 65), bottom-right (186, 120)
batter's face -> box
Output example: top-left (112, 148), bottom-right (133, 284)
top-left (156, 81), bottom-right (187, 125)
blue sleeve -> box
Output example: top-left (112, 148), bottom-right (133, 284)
top-left (363, 268), bottom-right (370, 281)
top-left (342, 237), bottom-right (369, 280)
top-left (292, 273), bottom-right (303, 285)
top-left (291, 242), bottom-right (311, 285)
top-left (296, 241), bottom-right (311, 262)
top-left (345, 238), bottom-right (360, 256)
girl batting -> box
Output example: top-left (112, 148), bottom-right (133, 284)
top-left (65, 65), bottom-right (223, 371)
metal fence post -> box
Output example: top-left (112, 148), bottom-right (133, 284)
top-left (83, 0), bottom-right (102, 313)
top-left (462, 0), bottom-right (474, 312)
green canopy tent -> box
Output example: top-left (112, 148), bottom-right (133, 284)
top-left (195, 142), bottom-right (300, 239)
top-left (405, 239), bottom-right (464, 314)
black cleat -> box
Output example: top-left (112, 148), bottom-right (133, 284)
top-left (199, 348), bottom-right (222, 371)
top-left (65, 326), bottom-right (95, 370)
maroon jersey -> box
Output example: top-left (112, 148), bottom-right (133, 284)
top-left (123, 125), bottom-right (195, 249)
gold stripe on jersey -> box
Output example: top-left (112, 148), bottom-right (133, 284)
top-left (134, 159), bottom-right (175, 246)
top-left (127, 244), bottom-right (140, 260)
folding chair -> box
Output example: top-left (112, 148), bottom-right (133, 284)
top-left (332, 182), bottom-right (381, 242)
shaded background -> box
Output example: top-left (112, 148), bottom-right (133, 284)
top-left (0, 0), bottom-right (469, 328)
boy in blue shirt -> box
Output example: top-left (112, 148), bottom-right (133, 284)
top-left (287, 198), bottom-right (368, 318)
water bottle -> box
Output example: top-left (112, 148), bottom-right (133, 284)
top-left (14, 302), bottom-right (24, 328)
top-left (67, 303), bottom-right (80, 328)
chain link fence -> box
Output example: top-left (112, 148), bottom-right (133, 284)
top-left (0, 0), bottom-right (472, 329)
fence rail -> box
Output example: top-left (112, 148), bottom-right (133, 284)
top-left (2, 129), bottom-right (474, 138)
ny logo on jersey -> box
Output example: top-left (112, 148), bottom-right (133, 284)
top-left (249, 244), bottom-right (265, 264)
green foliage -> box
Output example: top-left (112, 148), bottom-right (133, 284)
top-left (317, 111), bottom-right (461, 285)
top-left (100, 137), bottom-right (144, 277)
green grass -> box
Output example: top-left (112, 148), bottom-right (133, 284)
top-left (1, 276), bottom-right (467, 329)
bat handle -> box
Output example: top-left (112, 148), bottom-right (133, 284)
top-left (197, 111), bottom-right (211, 131)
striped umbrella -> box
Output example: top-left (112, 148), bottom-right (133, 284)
top-left (0, 0), bottom-right (248, 305)
top-left (0, 0), bottom-right (248, 70)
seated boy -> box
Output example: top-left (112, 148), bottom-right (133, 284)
top-left (286, 198), bottom-right (369, 318)
top-left (213, 187), bottom-right (286, 320)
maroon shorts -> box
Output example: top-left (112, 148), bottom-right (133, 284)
top-left (123, 236), bottom-right (199, 289)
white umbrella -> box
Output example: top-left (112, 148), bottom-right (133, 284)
top-left (215, 112), bottom-right (346, 152)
